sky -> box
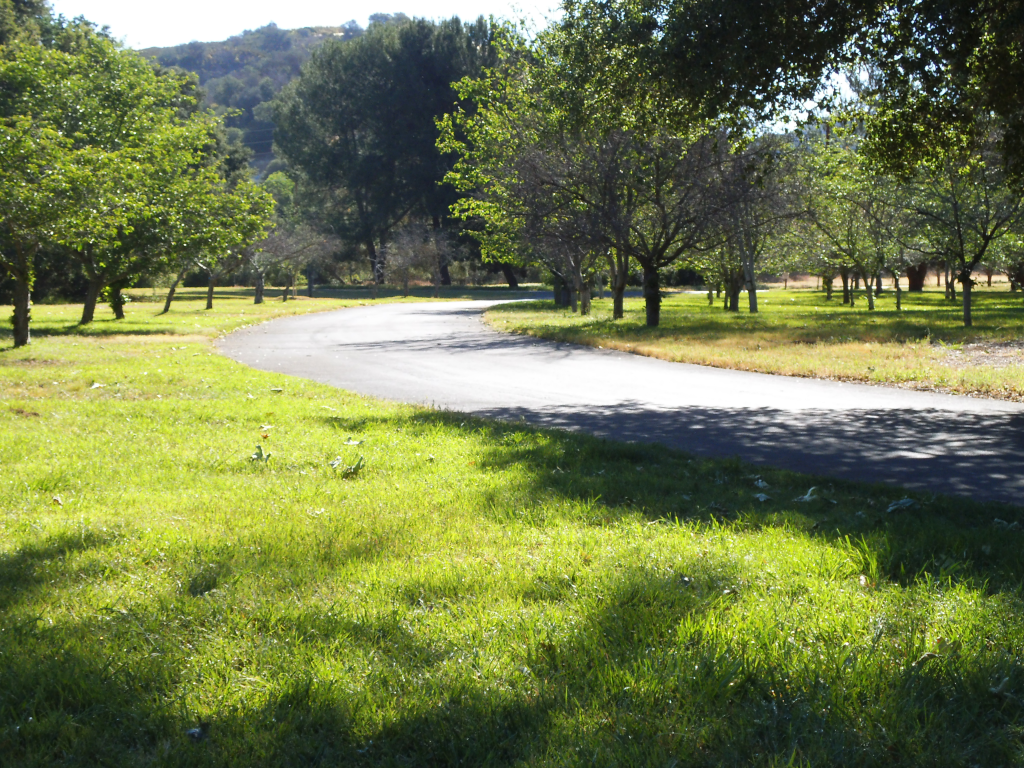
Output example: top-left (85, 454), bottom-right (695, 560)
top-left (48, 0), bottom-right (560, 49)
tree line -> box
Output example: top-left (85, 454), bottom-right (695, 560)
top-left (0, 2), bottom-right (273, 347)
top-left (440, 3), bottom-right (1024, 328)
top-left (5, 0), bottom-right (1023, 347)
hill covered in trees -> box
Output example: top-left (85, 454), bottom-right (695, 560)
top-left (139, 18), bottom-right (398, 171)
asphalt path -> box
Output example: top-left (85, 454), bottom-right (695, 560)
top-left (217, 299), bottom-right (1024, 505)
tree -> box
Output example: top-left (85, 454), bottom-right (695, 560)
top-left (0, 41), bottom-right (130, 345)
top-left (443, 27), bottom-right (726, 325)
top-left (909, 120), bottom-right (1024, 327)
top-left (272, 16), bottom-right (493, 283)
top-left (557, 0), bottom-right (1024, 187)
top-left (710, 135), bottom-right (802, 313)
top-left (0, 117), bottom-right (103, 346)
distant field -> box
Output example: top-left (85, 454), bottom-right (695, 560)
top-left (14, 284), bottom-right (543, 340)
top-left (487, 287), bottom-right (1024, 401)
top-left (1, 293), bottom-right (1023, 765)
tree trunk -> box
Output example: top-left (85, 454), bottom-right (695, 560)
top-left (439, 261), bottom-right (452, 286)
top-left (552, 273), bottom-right (564, 307)
top-left (254, 273), bottom-right (265, 305)
top-left (606, 251), bottom-right (628, 319)
top-left (612, 276), bottom-right (626, 319)
top-left (367, 240), bottom-right (384, 284)
top-left (853, 274), bottom-right (860, 290)
top-left (906, 263), bottom-right (927, 292)
top-left (641, 262), bottom-right (661, 326)
top-left (823, 274), bottom-right (834, 300)
top-left (865, 276), bottom-right (875, 310)
top-left (875, 274), bottom-right (884, 294)
top-left (744, 260), bottom-right (758, 313)
top-left (12, 272), bottom-right (31, 348)
top-left (580, 282), bottom-right (591, 315)
top-left (205, 276), bottom-right (215, 310)
top-left (499, 263), bottom-right (519, 289)
top-left (111, 286), bottom-right (126, 320)
top-left (894, 272), bottom-right (902, 311)
top-left (962, 274), bottom-right (973, 327)
top-left (81, 277), bottom-right (103, 325)
top-left (162, 268), bottom-right (187, 314)
top-left (306, 266), bottom-right (315, 298)
top-left (727, 277), bottom-right (741, 312)
top-left (840, 268), bottom-right (850, 304)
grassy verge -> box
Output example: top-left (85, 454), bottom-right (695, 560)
top-left (2, 294), bottom-right (1024, 766)
top-left (487, 288), bottom-right (1024, 401)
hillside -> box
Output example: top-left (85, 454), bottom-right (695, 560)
top-left (139, 20), bottom-right (367, 171)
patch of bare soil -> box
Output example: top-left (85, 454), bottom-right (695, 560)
top-left (943, 340), bottom-right (1024, 369)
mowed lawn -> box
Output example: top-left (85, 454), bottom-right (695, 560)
top-left (2, 295), bottom-right (1024, 766)
top-left (487, 288), bottom-right (1024, 401)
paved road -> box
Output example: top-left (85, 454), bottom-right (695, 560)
top-left (218, 300), bottom-right (1024, 505)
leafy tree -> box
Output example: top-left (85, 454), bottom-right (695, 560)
top-left (557, 0), bottom-right (1024, 187)
top-left (443, 26), bottom-right (726, 325)
top-left (272, 16), bottom-right (493, 283)
top-left (909, 119), bottom-right (1024, 326)
top-left (0, 116), bottom-right (103, 345)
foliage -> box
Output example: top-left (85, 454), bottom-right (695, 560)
top-left (442, 26), bottom-right (732, 325)
top-left (273, 16), bottom-right (494, 282)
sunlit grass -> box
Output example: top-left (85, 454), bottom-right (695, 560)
top-left (488, 288), bottom-right (1024, 400)
top-left (1, 292), bottom-right (1023, 765)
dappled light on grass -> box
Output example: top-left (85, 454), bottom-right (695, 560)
top-left (2, 295), bottom-right (1024, 765)
top-left (489, 288), bottom-right (1024, 400)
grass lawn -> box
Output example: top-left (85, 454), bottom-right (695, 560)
top-left (2, 293), bottom-right (1024, 766)
top-left (487, 288), bottom-right (1024, 401)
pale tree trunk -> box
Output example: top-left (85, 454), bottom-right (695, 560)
top-left (81, 276), bottom-right (103, 325)
top-left (743, 255), bottom-right (758, 313)
top-left (570, 262), bottom-right (584, 314)
top-left (367, 239), bottom-right (384, 285)
top-left (865, 273), bottom-right (875, 310)
top-left (606, 250), bottom-right (629, 320)
top-left (162, 267), bottom-right (187, 314)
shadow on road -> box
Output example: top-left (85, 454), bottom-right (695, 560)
top-left (473, 403), bottom-right (1024, 505)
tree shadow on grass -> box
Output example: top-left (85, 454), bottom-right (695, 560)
top-left (0, 528), bottom-right (122, 613)
top-left (7, 558), bottom-right (1015, 766)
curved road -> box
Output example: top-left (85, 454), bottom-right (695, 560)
top-left (218, 300), bottom-right (1024, 505)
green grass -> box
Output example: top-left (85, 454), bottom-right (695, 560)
top-left (23, 284), bottom-right (541, 340)
top-left (488, 288), bottom-right (1024, 400)
top-left (2, 294), bottom-right (1024, 766)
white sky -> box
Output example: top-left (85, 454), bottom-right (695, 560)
top-left (48, 0), bottom-right (560, 49)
